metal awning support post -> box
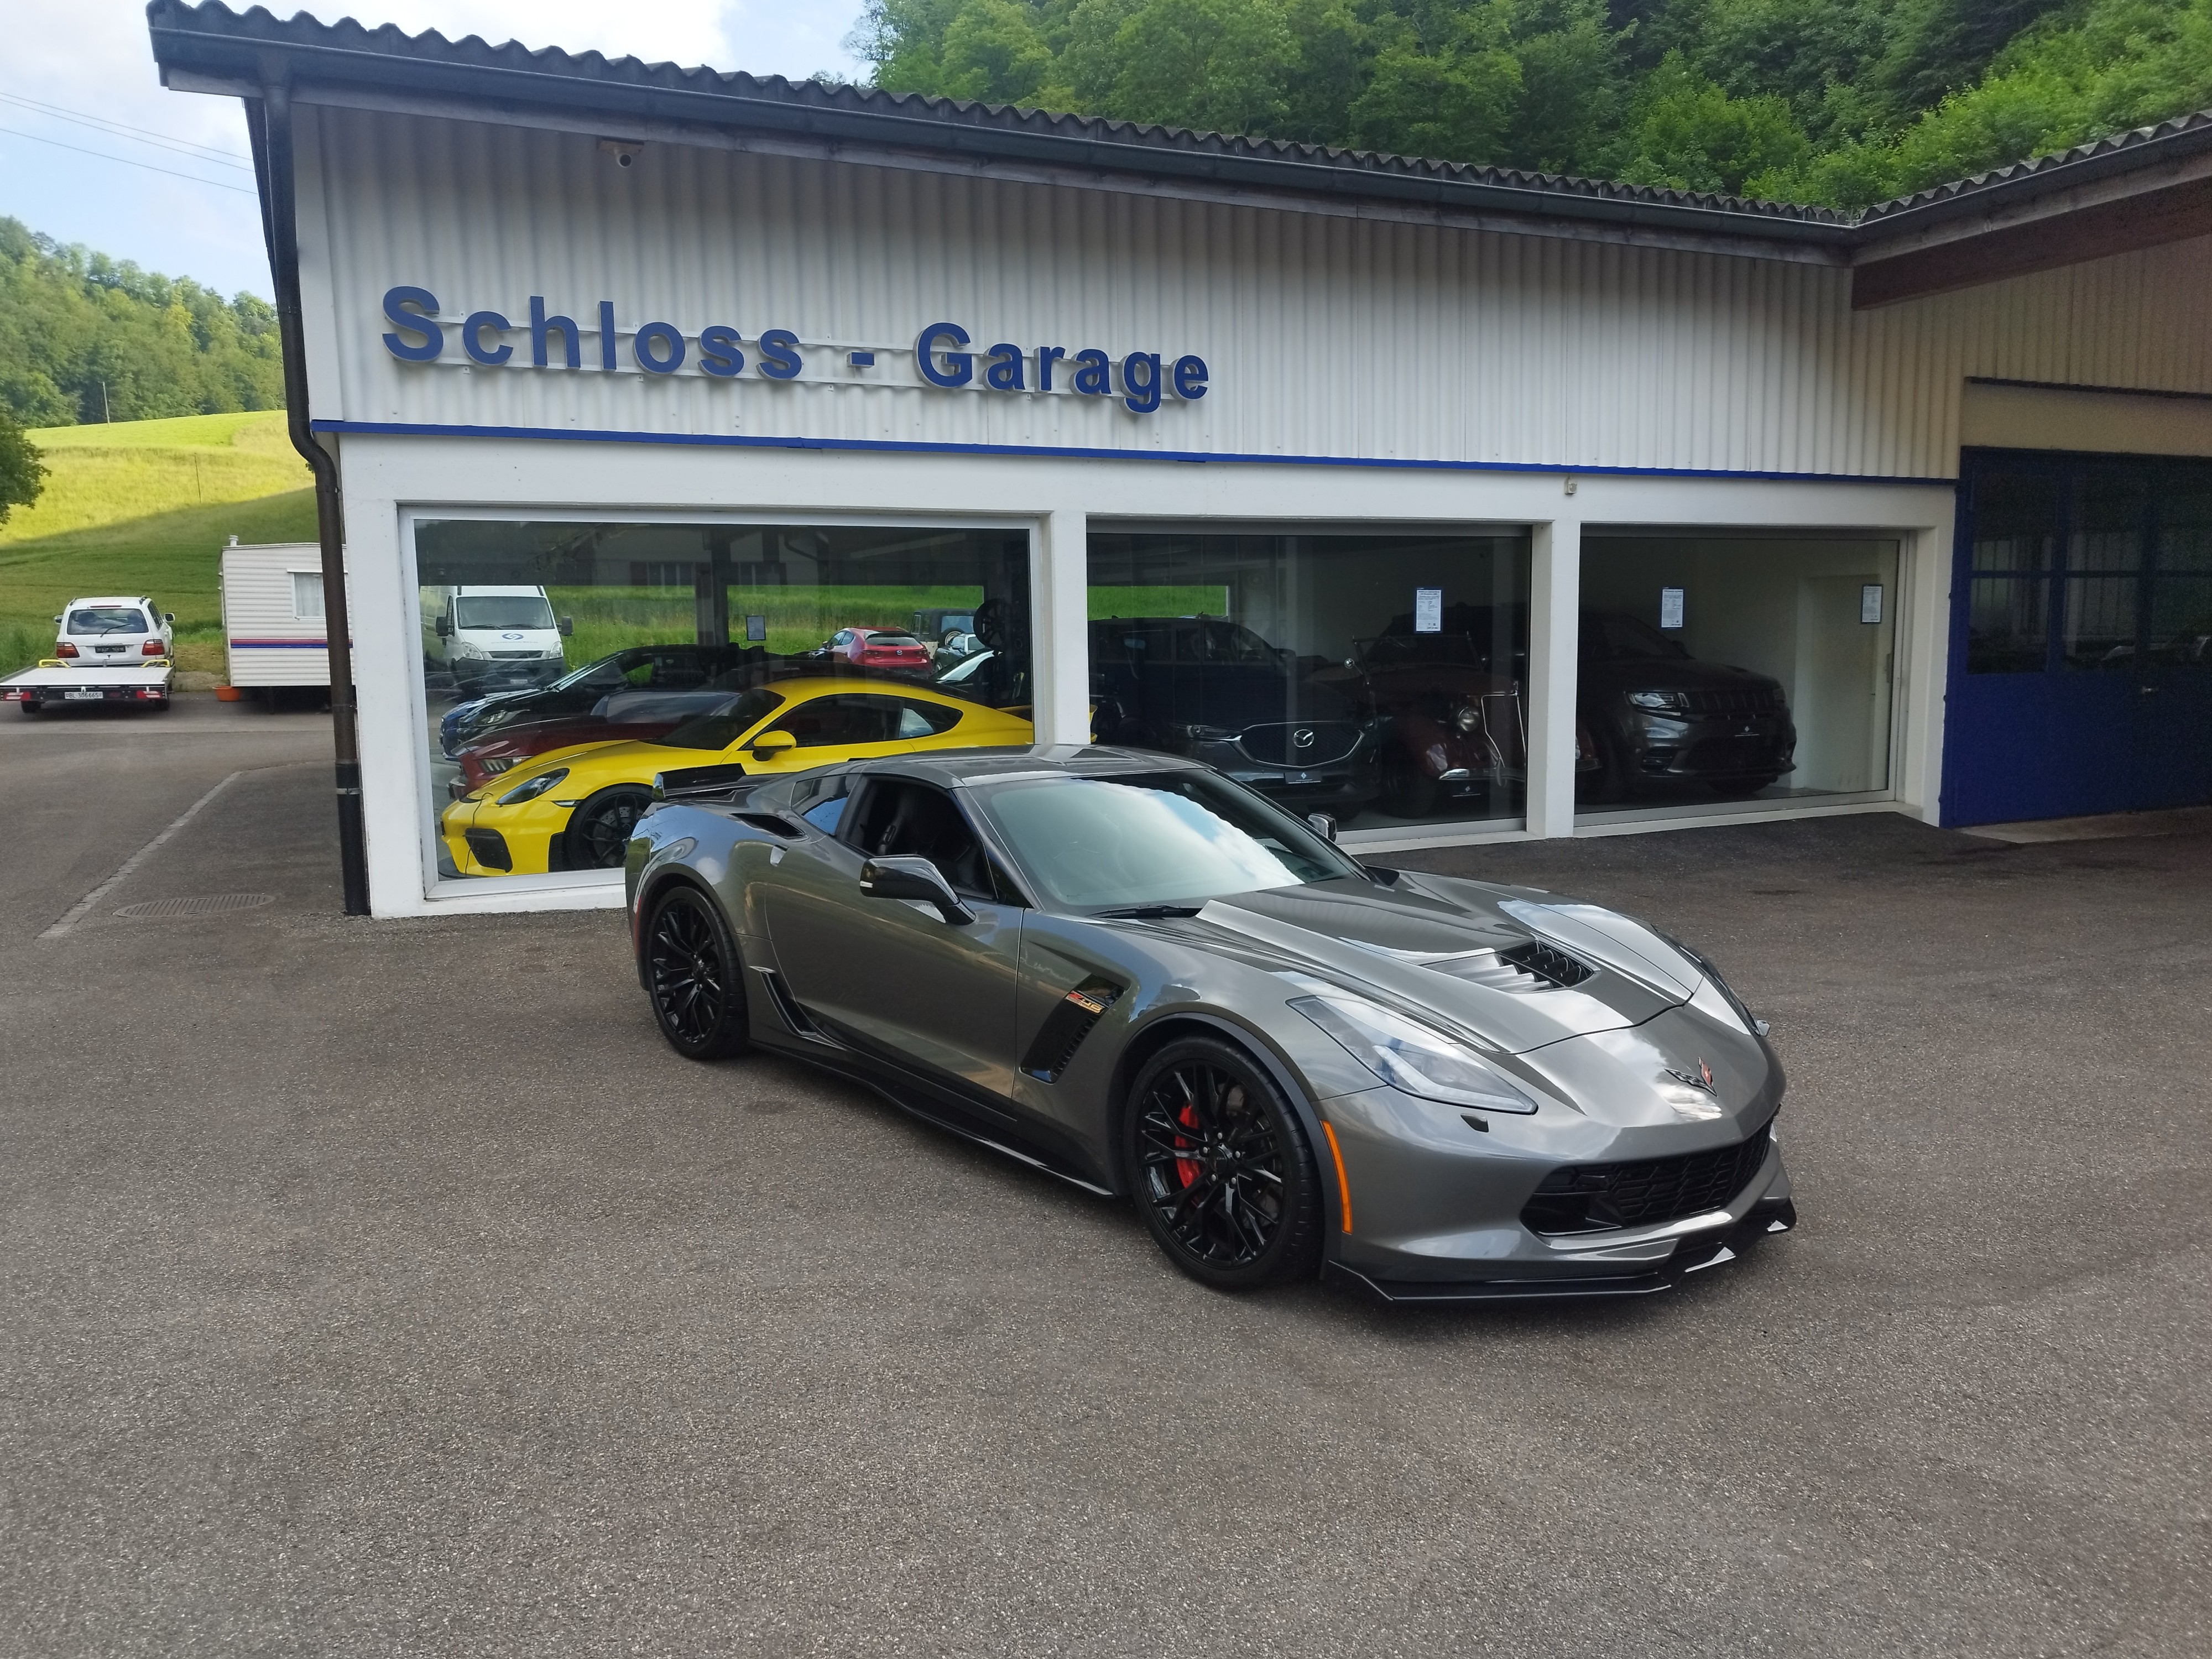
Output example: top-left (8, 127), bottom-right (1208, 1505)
top-left (247, 82), bottom-right (369, 916)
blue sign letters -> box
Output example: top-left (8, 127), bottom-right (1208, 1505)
top-left (379, 290), bottom-right (1208, 415)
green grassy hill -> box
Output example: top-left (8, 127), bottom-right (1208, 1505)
top-left (0, 411), bottom-right (314, 679)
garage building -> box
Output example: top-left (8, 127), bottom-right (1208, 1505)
top-left (148, 1), bottom-right (2212, 916)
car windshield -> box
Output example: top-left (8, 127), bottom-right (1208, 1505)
top-left (455, 594), bottom-right (556, 630)
top-left (936, 650), bottom-right (993, 684)
top-left (979, 772), bottom-right (1360, 910)
top-left (68, 607), bottom-right (147, 634)
top-left (653, 688), bottom-right (786, 751)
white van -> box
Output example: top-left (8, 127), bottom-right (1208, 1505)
top-left (420, 585), bottom-right (570, 693)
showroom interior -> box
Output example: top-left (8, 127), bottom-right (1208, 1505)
top-left (148, 3), bottom-right (2212, 916)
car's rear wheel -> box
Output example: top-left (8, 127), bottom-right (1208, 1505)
top-left (562, 784), bottom-right (653, 869)
top-left (15, 698), bottom-right (38, 716)
top-left (1124, 1037), bottom-right (1322, 1291)
top-left (644, 885), bottom-right (750, 1060)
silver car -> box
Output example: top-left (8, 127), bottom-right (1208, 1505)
top-left (623, 747), bottom-right (1795, 1301)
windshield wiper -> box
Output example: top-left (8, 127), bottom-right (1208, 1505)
top-left (1094, 904), bottom-right (1204, 920)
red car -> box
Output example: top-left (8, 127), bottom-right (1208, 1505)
top-left (815, 627), bottom-right (929, 670)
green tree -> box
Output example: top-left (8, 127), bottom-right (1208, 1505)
top-left (0, 406), bottom-right (46, 526)
top-left (1623, 52), bottom-right (1808, 195)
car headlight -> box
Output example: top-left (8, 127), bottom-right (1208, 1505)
top-left (1172, 723), bottom-right (1238, 744)
top-left (497, 766), bottom-right (568, 806)
top-left (1291, 995), bottom-right (1537, 1114)
top-left (1627, 690), bottom-right (1687, 713)
top-left (1451, 702), bottom-right (1481, 734)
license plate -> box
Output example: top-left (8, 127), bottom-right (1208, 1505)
top-left (64, 690), bottom-right (105, 701)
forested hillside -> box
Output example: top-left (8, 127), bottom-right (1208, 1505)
top-left (0, 217), bottom-right (284, 429)
top-left (853, 0), bottom-right (2212, 204)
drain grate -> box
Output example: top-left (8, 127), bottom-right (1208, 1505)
top-left (115, 893), bottom-right (276, 920)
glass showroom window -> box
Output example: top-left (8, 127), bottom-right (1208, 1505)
top-left (1577, 535), bottom-right (1901, 818)
top-left (413, 519), bottom-right (1031, 882)
top-left (1086, 530), bottom-right (1532, 830)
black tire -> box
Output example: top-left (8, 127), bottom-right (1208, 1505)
top-left (1379, 753), bottom-right (1439, 818)
top-left (16, 698), bottom-right (38, 716)
top-left (1708, 774), bottom-right (1780, 799)
top-left (1124, 1036), bottom-right (1323, 1292)
top-left (643, 884), bottom-right (750, 1060)
top-left (562, 784), bottom-right (654, 870)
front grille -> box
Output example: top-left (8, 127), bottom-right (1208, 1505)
top-left (1521, 1119), bottom-right (1772, 1235)
top-left (1237, 721), bottom-right (1362, 768)
top-left (490, 650), bottom-right (545, 660)
top-left (482, 756), bottom-right (517, 773)
top-left (463, 828), bottom-right (513, 872)
top-left (1681, 686), bottom-right (1782, 717)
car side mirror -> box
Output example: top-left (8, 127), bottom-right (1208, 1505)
top-left (860, 855), bottom-right (974, 925)
top-left (560, 616), bottom-right (573, 637)
top-left (435, 615), bottom-right (452, 638)
top-left (1307, 813), bottom-right (1337, 842)
top-left (164, 613), bottom-right (175, 623)
top-left (749, 729), bottom-right (797, 762)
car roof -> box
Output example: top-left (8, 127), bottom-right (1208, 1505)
top-left (66, 597), bottom-right (152, 608)
top-left (853, 745), bottom-right (1209, 788)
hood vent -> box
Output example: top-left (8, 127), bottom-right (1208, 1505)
top-left (1425, 938), bottom-right (1594, 994)
top-left (1499, 940), bottom-right (1594, 989)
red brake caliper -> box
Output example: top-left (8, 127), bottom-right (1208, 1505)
top-left (1174, 1103), bottom-right (1202, 1188)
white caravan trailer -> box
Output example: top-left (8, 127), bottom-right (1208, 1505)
top-left (220, 540), bottom-right (333, 691)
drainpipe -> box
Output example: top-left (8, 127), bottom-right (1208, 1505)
top-left (247, 84), bottom-right (369, 916)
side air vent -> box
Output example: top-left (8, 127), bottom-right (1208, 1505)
top-left (1020, 976), bottom-right (1124, 1082)
top-left (734, 813), bottom-right (802, 839)
top-left (1499, 939), bottom-right (1594, 989)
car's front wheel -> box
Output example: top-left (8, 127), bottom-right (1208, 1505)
top-left (643, 885), bottom-right (750, 1060)
top-left (562, 784), bottom-right (653, 869)
top-left (1124, 1036), bottom-right (1322, 1291)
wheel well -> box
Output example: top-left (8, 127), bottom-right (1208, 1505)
top-left (1104, 1013), bottom-right (1321, 1195)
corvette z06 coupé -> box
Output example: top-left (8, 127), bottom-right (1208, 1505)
top-left (624, 748), bottom-right (1796, 1301)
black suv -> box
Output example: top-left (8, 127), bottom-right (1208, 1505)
top-left (1088, 617), bottom-right (1381, 814)
top-left (1575, 612), bottom-right (1796, 801)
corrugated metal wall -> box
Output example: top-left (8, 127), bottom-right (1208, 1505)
top-left (301, 103), bottom-right (2212, 482)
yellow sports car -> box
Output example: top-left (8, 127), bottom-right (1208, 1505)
top-left (440, 676), bottom-right (1034, 877)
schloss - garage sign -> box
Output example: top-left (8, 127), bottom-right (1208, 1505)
top-left (380, 289), bottom-right (1210, 416)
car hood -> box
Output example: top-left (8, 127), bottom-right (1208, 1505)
top-left (1161, 871), bottom-right (1708, 1055)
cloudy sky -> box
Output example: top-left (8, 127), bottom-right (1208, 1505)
top-left (2, 1), bottom-right (870, 299)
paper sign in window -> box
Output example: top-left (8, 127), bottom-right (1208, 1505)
top-left (1413, 588), bottom-right (1443, 633)
top-left (1659, 588), bottom-right (1685, 629)
top-left (1861, 584), bottom-right (1884, 624)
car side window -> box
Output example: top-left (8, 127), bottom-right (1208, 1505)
top-left (799, 779), bottom-right (851, 834)
top-left (763, 695), bottom-right (957, 749)
top-left (841, 779), bottom-right (994, 898)
top-left (896, 700), bottom-right (962, 738)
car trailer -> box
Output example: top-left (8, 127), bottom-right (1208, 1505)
top-left (3, 658), bottom-right (175, 713)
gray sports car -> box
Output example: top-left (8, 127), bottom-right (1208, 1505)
top-left (623, 747), bottom-right (1796, 1301)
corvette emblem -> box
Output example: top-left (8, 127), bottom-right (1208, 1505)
top-left (1666, 1059), bottom-right (1716, 1093)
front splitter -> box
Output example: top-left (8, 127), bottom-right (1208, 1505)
top-left (1323, 1198), bottom-right (1798, 1305)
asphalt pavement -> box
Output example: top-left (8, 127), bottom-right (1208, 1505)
top-left (2, 700), bottom-right (2206, 1656)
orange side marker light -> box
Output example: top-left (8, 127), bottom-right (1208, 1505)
top-left (1320, 1120), bottom-right (1353, 1234)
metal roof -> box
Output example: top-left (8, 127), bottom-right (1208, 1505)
top-left (145, 0), bottom-right (2212, 256)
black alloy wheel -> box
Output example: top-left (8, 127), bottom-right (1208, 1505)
top-left (644, 885), bottom-right (750, 1060)
top-left (1124, 1037), bottom-right (1321, 1291)
top-left (564, 784), bottom-right (654, 869)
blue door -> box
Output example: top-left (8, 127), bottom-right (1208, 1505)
top-left (1944, 451), bottom-right (2212, 826)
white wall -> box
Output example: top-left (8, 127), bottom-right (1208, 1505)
top-left (291, 102), bottom-right (2212, 486)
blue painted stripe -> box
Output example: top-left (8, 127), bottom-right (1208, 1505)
top-left (307, 418), bottom-right (1958, 488)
